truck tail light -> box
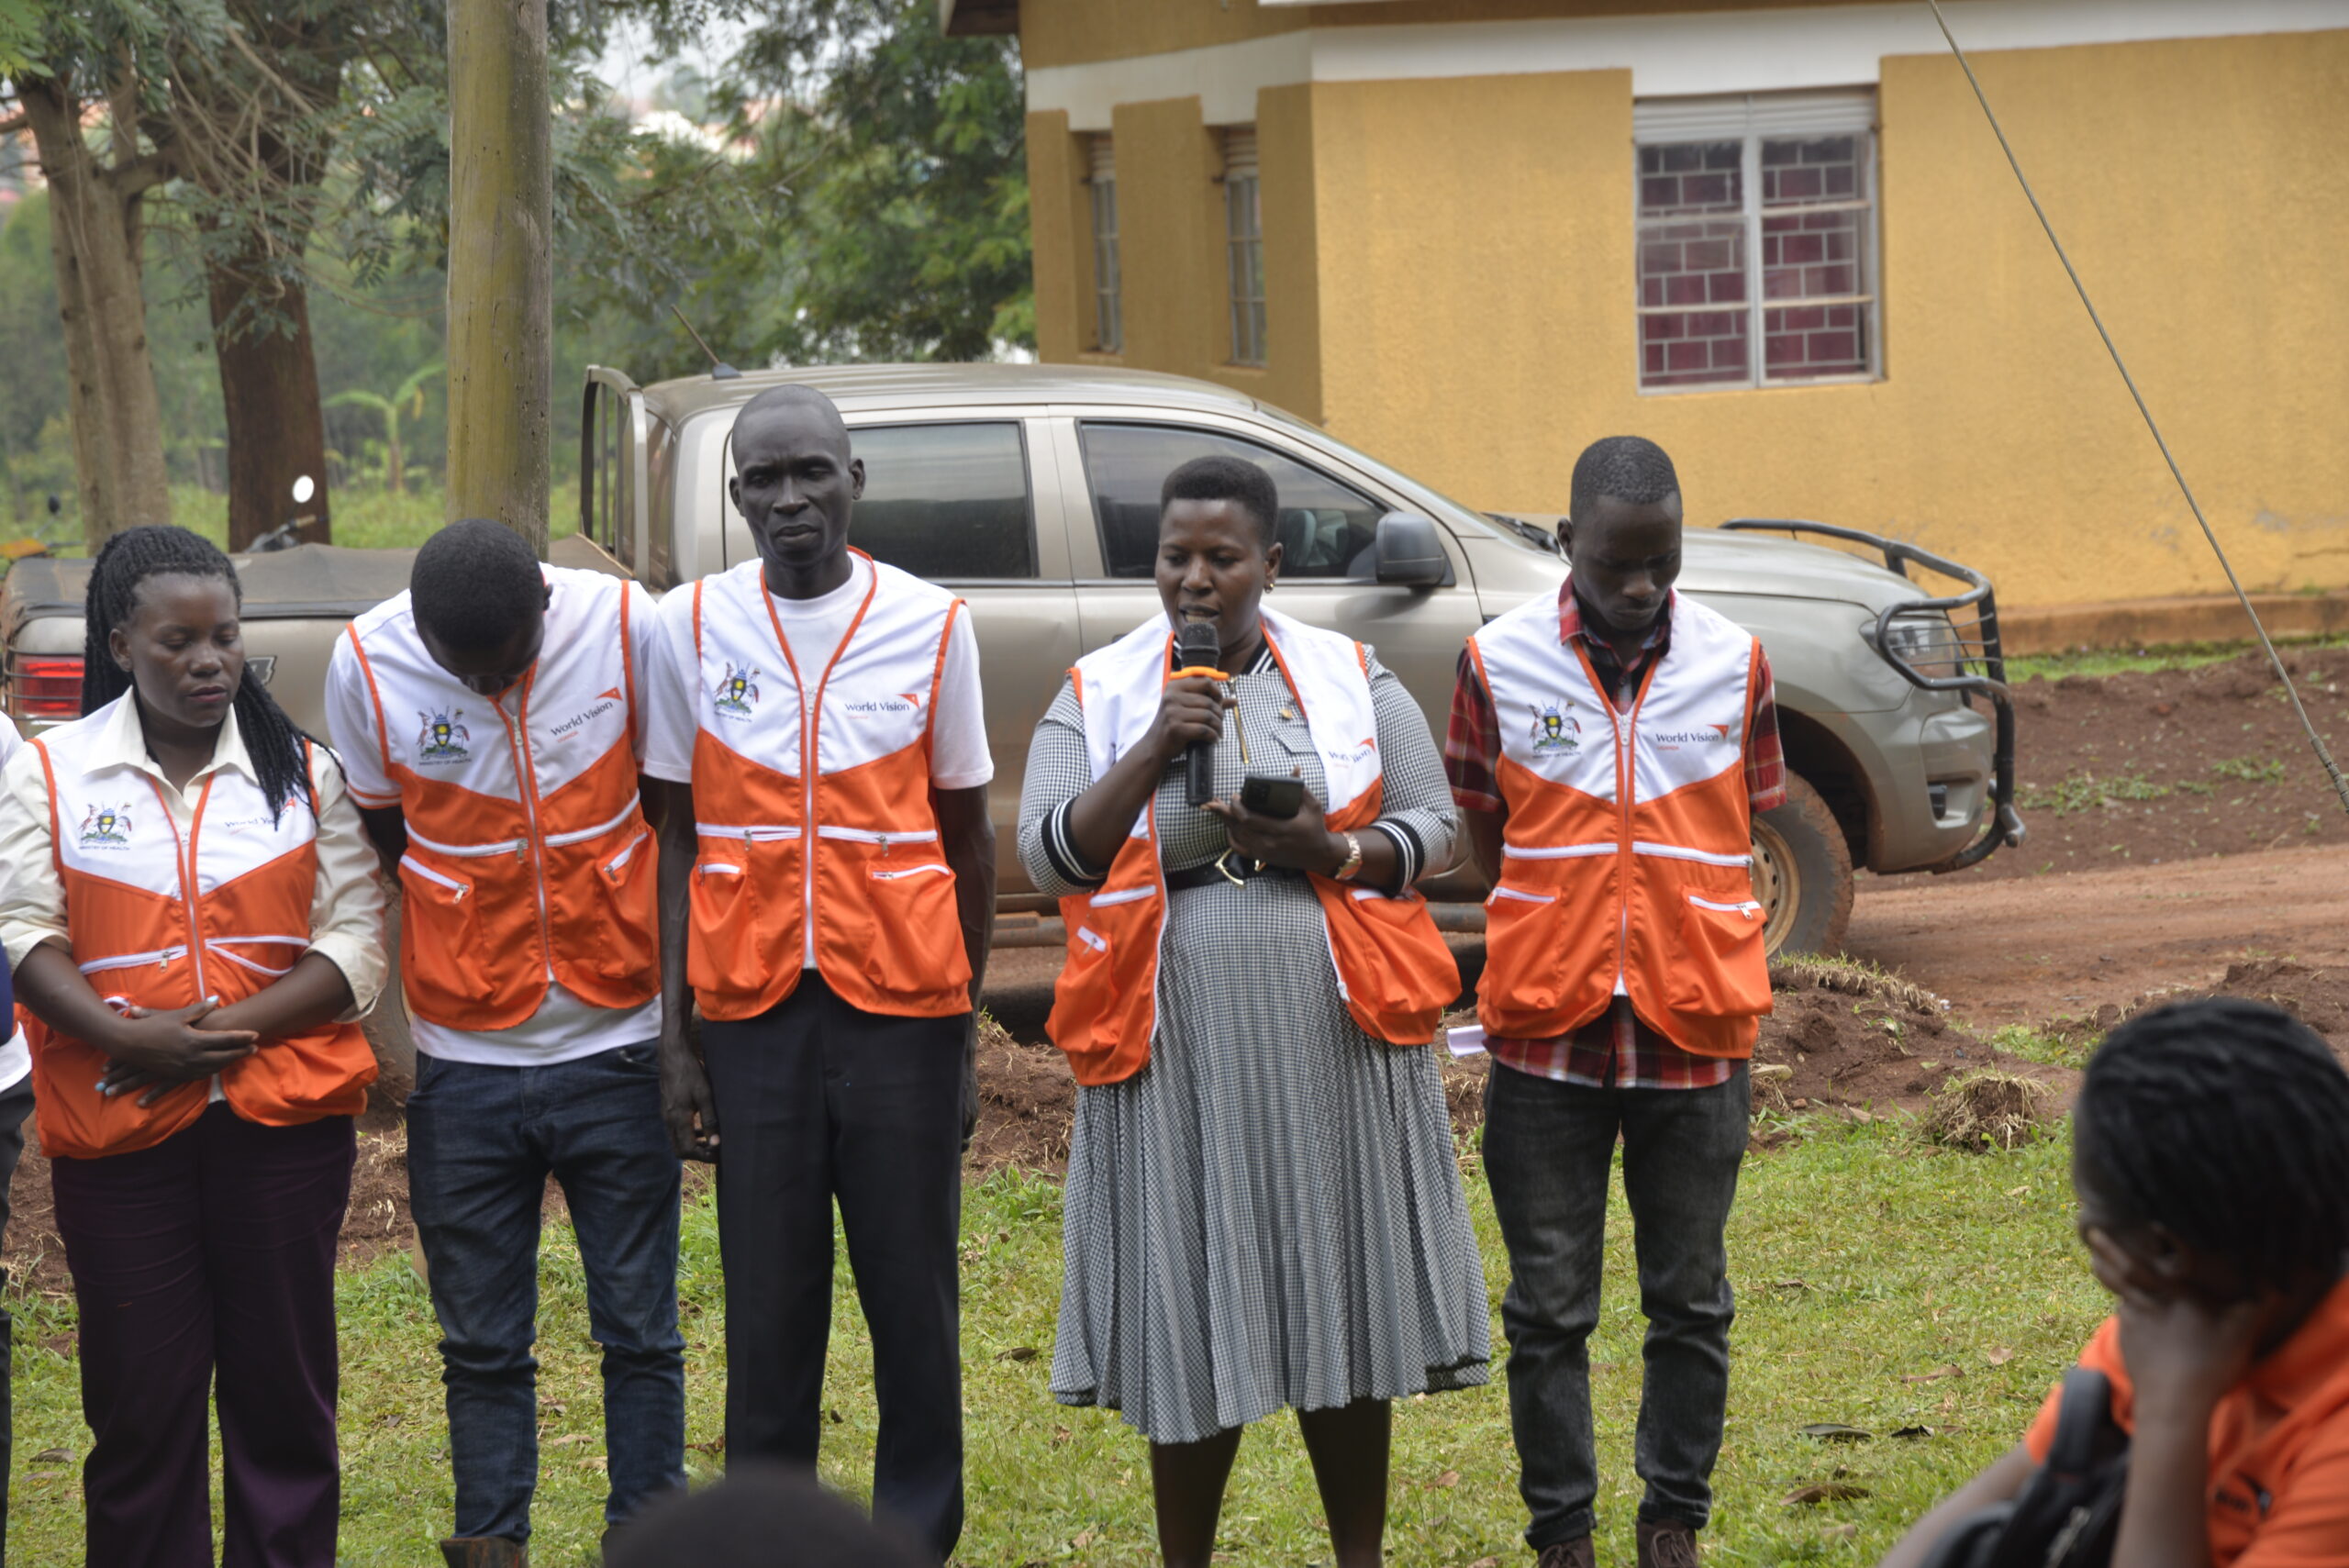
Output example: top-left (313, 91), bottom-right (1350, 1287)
top-left (10, 655), bottom-right (83, 721)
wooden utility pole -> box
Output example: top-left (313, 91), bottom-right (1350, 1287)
top-left (445, 0), bottom-right (551, 554)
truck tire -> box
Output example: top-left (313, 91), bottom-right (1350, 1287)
top-left (1752, 772), bottom-right (1854, 959)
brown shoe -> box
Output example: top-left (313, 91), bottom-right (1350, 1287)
top-left (1537, 1540), bottom-right (1597, 1568)
top-left (440, 1539), bottom-right (527, 1568)
top-left (1636, 1518), bottom-right (1700, 1568)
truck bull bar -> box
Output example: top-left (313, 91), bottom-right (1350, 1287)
top-left (1720, 518), bottom-right (2025, 873)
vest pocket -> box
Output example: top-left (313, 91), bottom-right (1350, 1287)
top-left (685, 840), bottom-right (785, 999)
top-left (852, 860), bottom-right (970, 999)
top-left (1047, 882), bottom-right (1162, 1083)
top-left (1482, 882), bottom-right (1575, 1029)
top-left (398, 851), bottom-right (489, 1018)
top-left (1669, 893), bottom-right (1772, 1017)
top-left (573, 828), bottom-right (658, 995)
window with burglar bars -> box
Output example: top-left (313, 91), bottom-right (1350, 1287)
top-left (1223, 128), bottom-right (1266, 367)
top-left (1635, 92), bottom-right (1879, 392)
top-left (1088, 134), bottom-right (1121, 353)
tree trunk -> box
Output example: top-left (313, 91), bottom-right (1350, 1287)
top-left (22, 75), bottom-right (173, 547)
top-left (446, 0), bottom-right (552, 555)
top-left (206, 251), bottom-right (334, 549)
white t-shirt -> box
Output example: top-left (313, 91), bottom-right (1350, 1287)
top-left (644, 555), bottom-right (993, 968)
top-left (325, 575), bottom-right (667, 1067)
top-left (0, 713), bottom-right (24, 1094)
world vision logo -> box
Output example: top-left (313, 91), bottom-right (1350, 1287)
top-left (1528, 702), bottom-right (1582, 754)
top-left (1650, 725), bottom-right (1735, 746)
top-left (77, 801), bottom-right (134, 847)
top-left (713, 663), bottom-right (761, 719)
top-left (417, 708), bottom-right (472, 763)
top-left (1325, 735), bottom-right (1379, 766)
top-left (846, 692), bottom-right (924, 716)
top-left (548, 693), bottom-right (624, 742)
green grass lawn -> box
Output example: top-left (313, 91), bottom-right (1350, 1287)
top-left (5, 1118), bottom-right (2107, 1566)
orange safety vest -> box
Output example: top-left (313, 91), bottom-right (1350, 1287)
top-left (1046, 606), bottom-right (1458, 1086)
top-left (684, 552), bottom-right (972, 1021)
top-left (1468, 589), bottom-right (1772, 1058)
top-left (342, 567), bottom-right (659, 1031)
top-left (26, 701), bottom-right (376, 1158)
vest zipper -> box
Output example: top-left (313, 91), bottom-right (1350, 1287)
top-left (495, 675), bottom-right (556, 985)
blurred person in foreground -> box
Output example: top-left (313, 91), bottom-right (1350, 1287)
top-left (1017, 454), bottom-right (1486, 1567)
top-left (1878, 995), bottom-right (2349, 1568)
top-left (604, 1466), bottom-right (932, 1568)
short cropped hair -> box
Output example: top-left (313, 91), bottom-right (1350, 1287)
top-left (1162, 453), bottom-right (1280, 545)
top-left (410, 519), bottom-right (545, 653)
top-left (604, 1465), bottom-right (934, 1568)
top-left (1569, 436), bottom-right (1681, 522)
top-left (2077, 996), bottom-right (2349, 1295)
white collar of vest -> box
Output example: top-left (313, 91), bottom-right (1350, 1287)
top-left (72, 691), bottom-right (257, 789)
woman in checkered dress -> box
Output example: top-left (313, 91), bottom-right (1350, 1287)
top-left (1016, 456), bottom-right (1488, 1568)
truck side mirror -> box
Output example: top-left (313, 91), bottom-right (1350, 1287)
top-left (1374, 511), bottom-right (1452, 586)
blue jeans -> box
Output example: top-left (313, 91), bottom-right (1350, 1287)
top-left (1482, 1061), bottom-right (1749, 1547)
top-left (406, 1043), bottom-right (686, 1542)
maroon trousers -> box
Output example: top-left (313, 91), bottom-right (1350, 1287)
top-left (50, 1105), bottom-right (354, 1568)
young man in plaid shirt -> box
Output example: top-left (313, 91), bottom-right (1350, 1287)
top-left (1449, 436), bottom-right (1782, 1568)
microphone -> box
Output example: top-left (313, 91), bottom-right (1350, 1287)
top-left (1178, 620), bottom-right (1222, 807)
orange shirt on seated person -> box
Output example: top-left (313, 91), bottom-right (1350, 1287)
top-left (2021, 1277), bottom-right (2349, 1567)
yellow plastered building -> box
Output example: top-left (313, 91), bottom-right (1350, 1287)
top-left (954, 0), bottom-right (2349, 613)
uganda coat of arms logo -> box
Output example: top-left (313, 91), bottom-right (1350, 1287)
top-left (416, 709), bottom-right (472, 762)
top-left (713, 662), bottom-right (761, 717)
top-left (1528, 702), bottom-right (1581, 754)
top-left (78, 802), bottom-right (133, 845)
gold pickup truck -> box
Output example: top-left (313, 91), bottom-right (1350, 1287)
top-left (3, 361), bottom-right (2022, 962)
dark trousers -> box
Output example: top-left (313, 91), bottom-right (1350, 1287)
top-left (50, 1105), bottom-right (354, 1568)
top-left (0, 1076), bottom-right (34, 1563)
top-left (701, 974), bottom-right (966, 1560)
top-left (406, 1044), bottom-right (687, 1542)
top-left (1483, 1062), bottom-right (1749, 1547)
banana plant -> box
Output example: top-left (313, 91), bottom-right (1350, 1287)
top-left (327, 361), bottom-right (442, 495)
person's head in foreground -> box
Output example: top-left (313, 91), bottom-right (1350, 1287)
top-left (1877, 995), bottom-right (2349, 1568)
top-left (1557, 435), bottom-right (1682, 648)
top-left (602, 1466), bottom-right (935, 1568)
top-left (409, 518), bottom-right (551, 696)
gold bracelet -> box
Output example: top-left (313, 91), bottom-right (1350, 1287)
top-left (1332, 830), bottom-right (1364, 882)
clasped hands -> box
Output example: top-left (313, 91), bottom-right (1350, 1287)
top-left (93, 998), bottom-right (258, 1107)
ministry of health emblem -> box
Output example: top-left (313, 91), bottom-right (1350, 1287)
top-left (417, 708), bottom-right (472, 762)
top-left (77, 802), bottom-right (133, 845)
top-left (1528, 702), bottom-right (1581, 754)
top-left (714, 662), bottom-right (762, 717)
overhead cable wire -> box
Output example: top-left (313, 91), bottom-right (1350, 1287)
top-left (1925, 0), bottom-right (2349, 816)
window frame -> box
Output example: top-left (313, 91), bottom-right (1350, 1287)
top-left (1632, 91), bottom-right (1883, 395)
top-left (1086, 134), bottom-right (1121, 355)
top-left (1222, 128), bottom-right (1266, 368)
top-left (1074, 417), bottom-right (1393, 584)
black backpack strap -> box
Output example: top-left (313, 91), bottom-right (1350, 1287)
top-left (2044, 1367), bottom-right (2117, 1479)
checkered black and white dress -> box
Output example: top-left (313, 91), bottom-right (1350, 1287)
top-left (1017, 645), bottom-right (1490, 1446)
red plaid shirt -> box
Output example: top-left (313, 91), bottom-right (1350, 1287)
top-left (1446, 582), bottom-right (1785, 1090)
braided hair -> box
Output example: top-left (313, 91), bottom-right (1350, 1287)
top-left (2078, 997), bottom-right (2349, 1294)
top-left (81, 525), bottom-right (318, 823)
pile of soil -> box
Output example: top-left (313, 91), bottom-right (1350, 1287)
top-left (1431, 960), bottom-right (2075, 1147)
top-left (967, 1016), bottom-right (1076, 1178)
top-left (2071, 958), bottom-right (2349, 1062)
top-left (1962, 645), bottom-right (2349, 882)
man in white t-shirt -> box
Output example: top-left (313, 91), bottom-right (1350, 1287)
top-left (328, 521), bottom-right (683, 1567)
top-left (645, 384), bottom-right (993, 1558)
